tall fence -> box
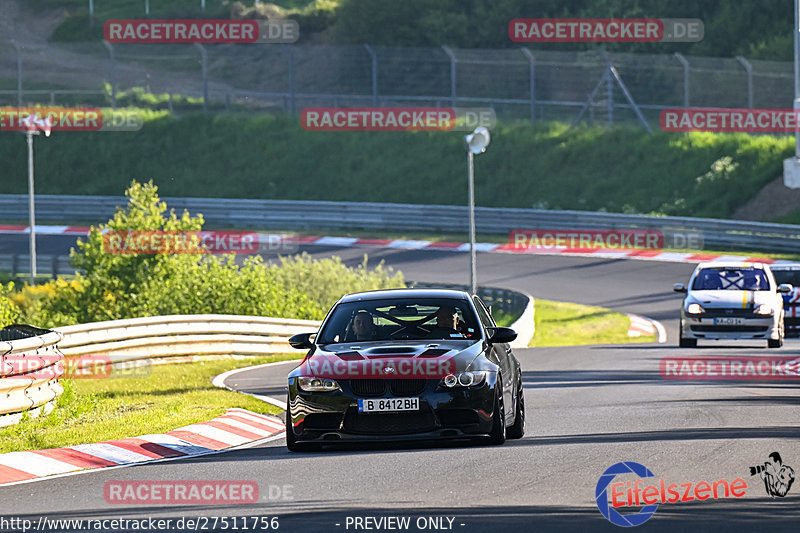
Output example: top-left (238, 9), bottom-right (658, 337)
top-left (0, 39), bottom-right (792, 128)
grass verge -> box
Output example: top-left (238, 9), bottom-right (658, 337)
top-left (0, 114), bottom-right (793, 221)
top-left (530, 299), bottom-right (654, 347)
top-left (0, 353), bottom-right (302, 454)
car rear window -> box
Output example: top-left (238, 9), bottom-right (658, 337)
top-left (691, 267), bottom-right (771, 291)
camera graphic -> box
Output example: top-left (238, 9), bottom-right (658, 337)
top-left (749, 452), bottom-right (795, 498)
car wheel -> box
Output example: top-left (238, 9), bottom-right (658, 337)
top-left (679, 337), bottom-right (697, 348)
top-left (768, 320), bottom-right (784, 348)
top-left (506, 376), bottom-right (525, 440)
top-left (487, 382), bottom-right (506, 445)
top-left (285, 395), bottom-right (313, 452)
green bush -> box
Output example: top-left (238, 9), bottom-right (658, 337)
top-left (16, 180), bottom-right (404, 328)
top-left (0, 283), bottom-right (20, 328)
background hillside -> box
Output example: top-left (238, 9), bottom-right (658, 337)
top-left (35, 0), bottom-right (794, 60)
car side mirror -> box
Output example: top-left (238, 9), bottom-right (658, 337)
top-left (288, 332), bottom-right (316, 349)
top-left (778, 284), bottom-right (793, 293)
top-left (673, 283), bottom-right (687, 293)
top-left (488, 327), bottom-right (517, 344)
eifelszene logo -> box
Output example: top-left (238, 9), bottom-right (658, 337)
top-left (595, 462), bottom-right (748, 527)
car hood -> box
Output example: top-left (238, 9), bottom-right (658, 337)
top-left (288, 339), bottom-right (486, 379)
top-left (687, 290), bottom-right (775, 308)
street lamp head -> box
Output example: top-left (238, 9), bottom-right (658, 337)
top-left (464, 126), bottom-right (491, 155)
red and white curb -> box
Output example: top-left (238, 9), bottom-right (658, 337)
top-left (0, 225), bottom-right (793, 265)
top-left (628, 314), bottom-right (667, 343)
top-left (0, 408), bottom-right (283, 486)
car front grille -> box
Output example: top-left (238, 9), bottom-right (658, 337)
top-left (349, 379), bottom-right (386, 396)
top-left (390, 379), bottom-right (427, 396)
top-left (342, 407), bottom-right (436, 435)
top-left (348, 379), bottom-right (428, 397)
top-left (690, 325), bottom-right (769, 332)
top-left (697, 308), bottom-right (760, 318)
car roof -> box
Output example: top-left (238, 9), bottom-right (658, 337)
top-left (768, 263), bottom-right (800, 270)
top-left (338, 288), bottom-right (471, 303)
top-left (695, 261), bottom-right (768, 269)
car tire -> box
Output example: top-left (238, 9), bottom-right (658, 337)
top-left (487, 382), bottom-right (506, 445)
top-left (768, 320), bottom-right (784, 348)
top-left (506, 376), bottom-right (525, 440)
top-left (679, 337), bottom-right (697, 348)
top-left (285, 395), bottom-right (313, 452)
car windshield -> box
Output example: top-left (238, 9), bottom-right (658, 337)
top-left (317, 297), bottom-right (481, 344)
top-left (772, 270), bottom-right (800, 286)
top-left (691, 267), bottom-right (771, 291)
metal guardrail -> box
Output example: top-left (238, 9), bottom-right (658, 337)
top-left (0, 254), bottom-right (74, 279)
top-left (0, 325), bottom-right (64, 424)
top-left (56, 314), bottom-right (323, 362)
top-left (1, 194), bottom-right (800, 252)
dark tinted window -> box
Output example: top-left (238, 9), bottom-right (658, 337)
top-left (317, 297), bottom-right (481, 344)
top-left (691, 267), bottom-right (771, 291)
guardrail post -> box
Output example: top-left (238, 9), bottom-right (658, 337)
top-left (103, 41), bottom-right (116, 109)
top-left (736, 55), bottom-right (754, 108)
top-left (442, 45), bottom-right (457, 108)
top-left (364, 44), bottom-right (378, 107)
top-left (194, 43), bottom-right (208, 112)
top-left (520, 48), bottom-right (535, 123)
top-left (674, 52), bottom-right (690, 107)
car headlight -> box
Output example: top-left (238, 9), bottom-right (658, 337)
top-left (297, 376), bottom-right (341, 392)
top-left (754, 304), bottom-right (774, 315)
top-left (686, 303), bottom-right (705, 315)
top-left (441, 371), bottom-right (487, 388)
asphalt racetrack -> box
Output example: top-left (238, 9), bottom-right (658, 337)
top-left (1, 235), bottom-right (799, 532)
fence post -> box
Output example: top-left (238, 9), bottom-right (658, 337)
top-left (103, 41), bottom-right (116, 108)
top-left (674, 52), bottom-right (690, 107)
top-left (602, 51), bottom-right (613, 127)
top-left (145, 0), bottom-right (150, 16)
top-left (194, 43), bottom-right (208, 112)
top-left (520, 48), bottom-right (535, 123)
top-left (364, 44), bottom-right (378, 106)
top-left (283, 44), bottom-right (296, 114)
top-left (442, 45), bottom-right (457, 108)
top-left (11, 40), bottom-right (22, 106)
top-left (736, 55), bottom-right (754, 108)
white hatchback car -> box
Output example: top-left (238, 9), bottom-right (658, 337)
top-left (674, 262), bottom-right (792, 348)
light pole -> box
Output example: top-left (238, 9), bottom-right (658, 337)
top-left (463, 126), bottom-right (491, 296)
top-left (21, 114), bottom-right (52, 286)
top-left (784, 0), bottom-right (800, 187)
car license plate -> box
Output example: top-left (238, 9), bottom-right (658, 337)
top-left (714, 317), bottom-right (745, 325)
top-left (358, 398), bottom-right (419, 412)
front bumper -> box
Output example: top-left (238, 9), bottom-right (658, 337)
top-left (681, 311), bottom-right (779, 340)
top-left (287, 376), bottom-right (498, 443)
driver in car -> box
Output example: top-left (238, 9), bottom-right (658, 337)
top-left (427, 306), bottom-right (464, 338)
top-left (351, 311), bottom-right (379, 341)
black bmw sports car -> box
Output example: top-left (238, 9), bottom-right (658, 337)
top-left (285, 288), bottom-right (525, 451)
